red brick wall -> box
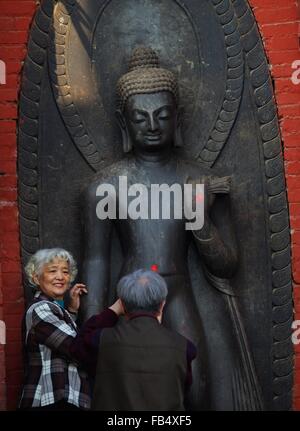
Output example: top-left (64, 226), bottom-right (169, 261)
top-left (0, 0), bottom-right (37, 411)
top-left (0, 0), bottom-right (299, 410)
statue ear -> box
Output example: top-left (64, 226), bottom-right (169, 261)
top-left (174, 107), bottom-right (184, 148)
top-left (115, 109), bottom-right (132, 153)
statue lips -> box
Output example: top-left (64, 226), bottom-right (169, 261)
top-left (144, 134), bottom-right (162, 145)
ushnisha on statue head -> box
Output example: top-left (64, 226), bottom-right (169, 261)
top-left (116, 47), bottom-right (183, 153)
top-left (116, 46), bottom-right (179, 111)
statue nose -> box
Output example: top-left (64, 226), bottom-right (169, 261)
top-left (148, 115), bottom-right (158, 131)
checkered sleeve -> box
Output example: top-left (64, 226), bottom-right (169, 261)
top-left (29, 302), bottom-right (78, 361)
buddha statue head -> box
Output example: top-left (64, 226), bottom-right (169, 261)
top-left (116, 47), bottom-right (183, 154)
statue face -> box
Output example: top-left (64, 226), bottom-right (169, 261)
top-left (124, 91), bottom-right (177, 153)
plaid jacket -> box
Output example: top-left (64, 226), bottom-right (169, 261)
top-left (19, 292), bottom-right (91, 409)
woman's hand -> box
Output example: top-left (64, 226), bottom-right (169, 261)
top-left (68, 283), bottom-right (88, 313)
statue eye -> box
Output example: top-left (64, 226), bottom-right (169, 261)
top-left (159, 114), bottom-right (170, 120)
top-left (131, 112), bottom-right (147, 123)
top-left (158, 109), bottom-right (171, 120)
top-left (133, 118), bottom-right (146, 124)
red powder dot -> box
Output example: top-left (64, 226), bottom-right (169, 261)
top-left (196, 193), bottom-right (204, 203)
top-left (151, 264), bottom-right (158, 272)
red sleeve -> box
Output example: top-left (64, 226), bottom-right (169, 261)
top-left (70, 308), bottom-right (118, 375)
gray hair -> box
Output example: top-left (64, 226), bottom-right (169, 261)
top-left (117, 269), bottom-right (168, 313)
top-left (25, 248), bottom-right (77, 287)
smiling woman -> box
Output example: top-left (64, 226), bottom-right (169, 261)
top-left (18, 248), bottom-right (91, 411)
top-left (33, 259), bottom-right (71, 300)
top-left (25, 249), bottom-right (78, 301)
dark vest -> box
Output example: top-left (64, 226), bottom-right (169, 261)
top-left (92, 315), bottom-right (188, 411)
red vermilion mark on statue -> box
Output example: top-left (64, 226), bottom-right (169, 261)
top-left (196, 193), bottom-right (204, 203)
top-left (151, 264), bottom-right (158, 272)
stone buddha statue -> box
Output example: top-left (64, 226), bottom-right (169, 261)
top-left (80, 47), bottom-right (263, 410)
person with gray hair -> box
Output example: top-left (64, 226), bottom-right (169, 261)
top-left (117, 269), bottom-right (168, 314)
top-left (25, 248), bottom-right (78, 287)
top-left (71, 269), bottom-right (197, 411)
top-left (19, 248), bottom-right (91, 410)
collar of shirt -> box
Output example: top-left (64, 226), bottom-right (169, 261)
top-left (34, 291), bottom-right (63, 306)
top-left (54, 299), bottom-right (65, 309)
top-left (127, 311), bottom-right (158, 321)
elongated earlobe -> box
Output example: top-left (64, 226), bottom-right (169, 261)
top-left (174, 126), bottom-right (183, 148)
top-left (174, 108), bottom-right (183, 148)
top-left (115, 109), bottom-right (133, 153)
